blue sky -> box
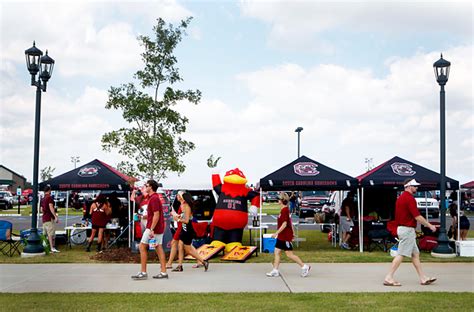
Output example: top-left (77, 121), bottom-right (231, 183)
top-left (1, 0), bottom-right (472, 188)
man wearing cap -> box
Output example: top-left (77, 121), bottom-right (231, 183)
top-left (384, 178), bottom-right (437, 286)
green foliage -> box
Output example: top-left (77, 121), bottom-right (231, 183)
top-left (207, 154), bottom-right (221, 168)
top-left (40, 166), bottom-right (55, 182)
top-left (102, 17), bottom-right (201, 181)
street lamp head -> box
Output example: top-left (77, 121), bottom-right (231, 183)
top-left (433, 53), bottom-right (450, 86)
top-left (295, 127), bottom-right (303, 133)
top-left (25, 41), bottom-right (43, 80)
top-left (39, 50), bottom-right (55, 81)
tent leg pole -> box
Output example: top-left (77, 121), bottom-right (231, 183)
top-left (128, 191), bottom-right (131, 249)
top-left (358, 188), bottom-right (363, 253)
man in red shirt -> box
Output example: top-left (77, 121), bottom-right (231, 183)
top-left (131, 180), bottom-right (168, 280)
top-left (384, 179), bottom-right (437, 286)
top-left (41, 185), bottom-right (60, 253)
top-left (266, 192), bottom-right (310, 278)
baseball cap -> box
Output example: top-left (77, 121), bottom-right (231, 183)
top-left (404, 179), bottom-right (421, 187)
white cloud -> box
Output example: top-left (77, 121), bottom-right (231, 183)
top-left (164, 44), bottom-right (473, 186)
top-left (239, 1), bottom-right (472, 51)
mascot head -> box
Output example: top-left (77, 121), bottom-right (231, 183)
top-left (223, 168), bottom-right (247, 185)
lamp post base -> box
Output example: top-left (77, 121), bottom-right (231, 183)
top-left (21, 228), bottom-right (45, 257)
top-left (431, 251), bottom-right (456, 258)
top-left (21, 251), bottom-right (46, 258)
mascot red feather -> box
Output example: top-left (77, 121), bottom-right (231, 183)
top-left (210, 168), bottom-right (260, 252)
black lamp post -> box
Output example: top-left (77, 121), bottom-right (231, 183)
top-left (22, 41), bottom-right (55, 256)
top-left (295, 127), bottom-right (303, 158)
top-left (431, 54), bottom-right (454, 257)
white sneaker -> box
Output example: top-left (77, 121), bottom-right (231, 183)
top-left (51, 248), bottom-right (60, 253)
top-left (301, 264), bottom-right (311, 277)
top-left (266, 270), bottom-right (280, 277)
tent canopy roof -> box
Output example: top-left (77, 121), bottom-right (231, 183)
top-left (259, 155), bottom-right (358, 191)
top-left (356, 156), bottom-right (459, 190)
top-left (461, 181), bottom-right (474, 189)
top-left (39, 159), bottom-right (137, 191)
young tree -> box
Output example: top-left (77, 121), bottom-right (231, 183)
top-left (40, 166), bottom-right (55, 182)
top-left (102, 17), bottom-right (201, 181)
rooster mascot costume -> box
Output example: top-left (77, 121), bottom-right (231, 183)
top-left (210, 168), bottom-right (260, 253)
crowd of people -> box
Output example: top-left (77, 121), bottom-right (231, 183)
top-left (38, 177), bottom-right (470, 284)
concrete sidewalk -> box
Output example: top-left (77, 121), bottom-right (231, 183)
top-left (0, 263), bottom-right (472, 293)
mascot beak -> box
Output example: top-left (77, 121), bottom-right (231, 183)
top-left (223, 168), bottom-right (248, 185)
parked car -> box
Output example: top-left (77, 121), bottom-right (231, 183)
top-left (0, 191), bottom-right (14, 210)
top-left (263, 191), bottom-right (279, 203)
top-left (414, 191), bottom-right (439, 218)
top-left (298, 190), bottom-right (330, 218)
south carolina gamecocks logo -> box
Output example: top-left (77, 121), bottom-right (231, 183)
top-left (294, 162), bottom-right (319, 176)
top-left (77, 165), bottom-right (100, 177)
top-left (391, 162), bottom-right (416, 176)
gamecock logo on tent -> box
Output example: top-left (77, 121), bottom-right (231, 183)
top-left (78, 165), bottom-right (100, 177)
top-left (294, 162), bottom-right (319, 176)
top-left (391, 162), bottom-right (416, 176)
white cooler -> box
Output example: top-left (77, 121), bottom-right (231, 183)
top-left (455, 240), bottom-right (474, 257)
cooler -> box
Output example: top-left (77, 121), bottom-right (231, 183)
top-left (456, 240), bottom-right (474, 257)
top-left (262, 233), bottom-right (276, 253)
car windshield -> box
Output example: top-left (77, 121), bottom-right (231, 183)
top-left (414, 191), bottom-right (434, 198)
top-left (0, 192), bottom-right (10, 196)
top-left (302, 191), bottom-right (328, 197)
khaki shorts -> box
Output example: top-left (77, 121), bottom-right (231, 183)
top-left (340, 217), bottom-right (354, 233)
top-left (140, 228), bottom-right (163, 245)
top-left (397, 226), bottom-right (419, 257)
top-left (43, 221), bottom-right (55, 238)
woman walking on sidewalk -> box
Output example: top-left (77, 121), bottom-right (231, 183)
top-left (266, 192), bottom-right (310, 278)
top-left (176, 192), bottom-right (209, 272)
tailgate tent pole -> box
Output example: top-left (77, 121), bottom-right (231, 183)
top-left (128, 191), bottom-right (131, 248)
top-left (457, 189), bottom-right (460, 254)
top-left (358, 188), bottom-right (363, 253)
top-left (65, 191), bottom-right (69, 228)
top-left (259, 188), bottom-right (262, 253)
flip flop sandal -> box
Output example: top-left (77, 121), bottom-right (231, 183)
top-left (192, 264), bottom-right (203, 268)
top-left (421, 278), bottom-right (437, 285)
top-left (383, 281), bottom-right (402, 286)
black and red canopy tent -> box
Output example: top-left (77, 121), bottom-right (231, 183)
top-left (461, 181), bottom-right (474, 189)
top-left (259, 155), bottom-right (358, 191)
top-left (40, 159), bottom-right (136, 191)
top-left (355, 156), bottom-right (459, 252)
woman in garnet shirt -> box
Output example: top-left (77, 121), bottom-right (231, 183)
top-left (86, 194), bottom-right (111, 252)
top-left (266, 192), bottom-right (311, 278)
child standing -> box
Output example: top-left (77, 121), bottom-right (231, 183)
top-left (266, 192), bottom-right (311, 278)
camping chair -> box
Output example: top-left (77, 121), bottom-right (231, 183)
top-left (0, 220), bottom-right (22, 257)
top-left (367, 221), bottom-right (392, 252)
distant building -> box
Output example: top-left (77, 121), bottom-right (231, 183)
top-left (0, 165), bottom-right (27, 192)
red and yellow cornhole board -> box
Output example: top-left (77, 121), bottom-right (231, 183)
top-left (184, 244), bottom-right (224, 261)
top-left (220, 246), bottom-right (257, 262)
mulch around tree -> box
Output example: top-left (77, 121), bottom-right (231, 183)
top-left (91, 248), bottom-right (162, 263)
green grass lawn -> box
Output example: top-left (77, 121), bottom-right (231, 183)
top-left (0, 293), bottom-right (472, 312)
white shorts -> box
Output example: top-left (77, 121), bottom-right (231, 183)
top-left (140, 228), bottom-right (163, 245)
top-left (397, 226), bottom-right (419, 257)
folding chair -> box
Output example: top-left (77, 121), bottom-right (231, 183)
top-left (0, 220), bottom-right (22, 257)
top-left (367, 221), bottom-right (391, 252)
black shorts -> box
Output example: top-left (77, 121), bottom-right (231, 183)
top-left (275, 239), bottom-right (293, 251)
top-left (212, 227), bottom-right (243, 244)
top-left (179, 222), bottom-right (195, 246)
